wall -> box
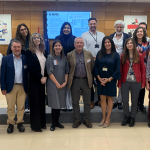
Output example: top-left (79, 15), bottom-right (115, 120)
top-left (0, 1), bottom-right (150, 54)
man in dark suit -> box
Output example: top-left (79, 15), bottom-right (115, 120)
top-left (67, 37), bottom-right (94, 128)
top-left (1, 39), bottom-right (28, 134)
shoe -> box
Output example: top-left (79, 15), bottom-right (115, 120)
top-left (56, 122), bottom-right (64, 128)
top-left (113, 103), bottom-right (118, 109)
top-left (99, 119), bottom-right (105, 126)
top-left (129, 117), bottom-right (135, 127)
top-left (121, 116), bottom-right (130, 126)
top-left (61, 109), bottom-right (67, 112)
top-left (103, 120), bottom-right (110, 128)
top-left (148, 120), bottom-right (150, 128)
top-left (50, 125), bottom-right (55, 131)
top-left (17, 123), bottom-right (25, 132)
top-left (91, 101), bottom-right (95, 109)
top-left (83, 120), bottom-right (92, 128)
top-left (118, 103), bottom-right (123, 110)
top-left (32, 129), bottom-right (42, 132)
top-left (72, 121), bottom-right (81, 128)
top-left (41, 127), bottom-right (47, 129)
top-left (7, 124), bottom-right (14, 134)
top-left (67, 109), bottom-right (73, 112)
top-left (24, 109), bottom-right (30, 113)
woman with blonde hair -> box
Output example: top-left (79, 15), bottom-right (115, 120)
top-left (26, 33), bottom-right (47, 132)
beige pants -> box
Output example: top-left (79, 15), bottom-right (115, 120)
top-left (6, 84), bottom-right (26, 125)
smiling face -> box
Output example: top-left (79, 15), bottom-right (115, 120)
top-left (115, 24), bottom-right (124, 35)
top-left (104, 39), bottom-right (111, 51)
top-left (20, 25), bottom-right (28, 38)
top-left (136, 28), bottom-right (144, 39)
top-left (33, 34), bottom-right (40, 46)
top-left (88, 20), bottom-right (97, 32)
top-left (126, 40), bottom-right (134, 51)
top-left (53, 42), bottom-right (63, 55)
top-left (11, 42), bottom-right (22, 57)
top-left (74, 38), bottom-right (84, 52)
top-left (63, 24), bottom-right (71, 35)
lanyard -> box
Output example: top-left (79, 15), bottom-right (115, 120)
top-left (89, 31), bottom-right (97, 44)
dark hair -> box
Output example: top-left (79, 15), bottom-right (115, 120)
top-left (98, 36), bottom-right (116, 59)
top-left (60, 22), bottom-right (72, 36)
top-left (52, 40), bottom-right (65, 59)
top-left (88, 18), bottom-right (97, 23)
top-left (122, 38), bottom-right (139, 65)
top-left (11, 38), bottom-right (22, 47)
top-left (15, 23), bottom-right (30, 47)
top-left (139, 22), bottom-right (147, 30)
top-left (133, 27), bottom-right (147, 44)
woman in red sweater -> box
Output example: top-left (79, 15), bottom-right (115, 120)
top-left (118, 38), bottom-right (145, 127)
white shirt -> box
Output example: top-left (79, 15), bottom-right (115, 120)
top-left (113, 33), bottom-right (124, 57)
top-left (81, 31), bottom-right (105, 57)
top-left (13, 54), bottom-right (23, 84)
top-left (147, 37), bottom-right (150, 43)
top-left (0, 53), bottom-right (3, 66)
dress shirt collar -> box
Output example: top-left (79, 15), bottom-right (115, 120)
top-left (75, 49), bottom-right (83, 55)
top-left (114, 33), bottom-right (124, 39)
top-left (13, 54), bottom-right (22, 60)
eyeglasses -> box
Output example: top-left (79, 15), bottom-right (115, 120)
top-left (33, 37), bottom-right (40, 40)
top-left (20, 28), bottom-right (27, 32)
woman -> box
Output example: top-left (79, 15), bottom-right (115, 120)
top-left (55, 22), bottom-right (76, 111)
top-left (118, 38), bottom-right (145, 127)
top-left (7, 23), bottom-right (30, 56)
top-left (26, 33), bottom-right (47, 132)
top-left (133, 27), bottom-right (150, 113)
top-left (95, 36), bottom-right (120, 128)
top-left (46, 40), bottom-right (69, 131)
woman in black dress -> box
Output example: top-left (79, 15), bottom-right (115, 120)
top-left (26, 33), bottom-right (47, 132)
top-left (95, 36), bottom-right (120, 128)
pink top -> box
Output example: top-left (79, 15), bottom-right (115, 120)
top-left (36, 50), bottom-right (46, 76)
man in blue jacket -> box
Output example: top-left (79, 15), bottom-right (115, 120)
top-left (1, 39), bottom-right (28, 134)
top-left (110, 20), bottom-right (131, 110)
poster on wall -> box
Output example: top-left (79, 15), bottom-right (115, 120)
top-left (0, 14), bottom-right (11, 45)
top-left (124, 15), bottom-right (147, 37)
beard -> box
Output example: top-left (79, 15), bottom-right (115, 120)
top-left (115, 29), bottom-right (124, 35)
top-left (90, 27), bottom-right (96, 32)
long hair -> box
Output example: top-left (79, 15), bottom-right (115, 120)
top-left (52, 40), bottom-right (65, 59)
top-left (60, 22), bottom-right (73, 37)
top-left (133, 27), bottom-right (147, 44)
top-left (15, 23), bottom-right (30, 47)
top-left (122, 38), bottom-right (139, 65)
top-left (29, 33), bottom-right (45, 54)
top-left (98, 36), bottom-right (116, 59)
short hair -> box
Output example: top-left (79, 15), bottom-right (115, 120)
top-left (114, 20), bottom-right (125, 28)
top-left (88, 18), bottom-right (97, 23)
top-left (74, 37), bottom-right (84, 43)
top-left (139, 22), bottom-right (147, 30)
top-left (11, 39), bottom-right (22, 47)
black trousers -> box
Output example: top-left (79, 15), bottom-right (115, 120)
top-left (51, 109), bottom-right (60, 126)
top-left (138, 88), bottom-right (145, 109)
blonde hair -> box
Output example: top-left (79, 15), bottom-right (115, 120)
top-left (29, 33), bottom-right (45, 53)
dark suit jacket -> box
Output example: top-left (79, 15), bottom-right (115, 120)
top-left (67, 49), bottom-right (94, 89)
top-left (26, 50), bottom-right (47, 83)
top-left (110, 32), bottom-right (131, 48)
top-left (1, 54), bottom-right (28, 93)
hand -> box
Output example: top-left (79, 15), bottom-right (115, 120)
top-left (103, 78), bottom-right (109, 84)
top-left (141, 87), bottom-right (145, 89)
top-left (146, 84), bottom-right (149, 90)
top-left (56, 83), bottom-right (62, 89)
top-left (1, 90), bottom-right (6, 95)
top-left (61, 82), bottom-right (67, 88)
top-left (93, 57), bottom-right (96, 61)
top-left (41, 77), bottom-right (47, 84)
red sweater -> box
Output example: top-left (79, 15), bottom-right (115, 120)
top-left (118, 54), bottom-right (146, 88)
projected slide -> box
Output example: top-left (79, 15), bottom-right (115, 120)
top-left (46, 11), bottom-right (91, 39)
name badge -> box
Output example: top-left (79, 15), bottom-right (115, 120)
top-left (87, 58), bottom-right (91, 63)
top-left (24, 65), bottom-right (27, 69)
top-left (54, 60), bottom-right (57, 65)
top-left (102, 67), bottom-right (108, 72)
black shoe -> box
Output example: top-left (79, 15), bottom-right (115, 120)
top-left (113, 103), bottom-right (118, 109)
top-left (17, 123), bottom-right (25, 132)
top-left (56, 122), bottom-right (64, 128)
top-left (121, 116), bottom-right (130, 126)
top-left (7, 124), bottom-right (14, 134)
top-left (148, 120), bottom-right (150, 128)
top-left (118, 103), bottom-right (123, 110)
top-left (129, 117), bottom-right (135, 127)
top-left (50, 125), bottom-right (55, 131)
top-left (67, 109), bottom-right (73, 112)
top-left (41, 127), bottom-right (47, 129)
top-left (61, 109), bottom-right (67, 112)
top-left (32, 129), bottom-right (42, 132)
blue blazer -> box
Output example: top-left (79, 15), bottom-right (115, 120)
top-left (110, 32), bottom-right (131, 48)
top-left (1, 54), bottom-right (28, 93)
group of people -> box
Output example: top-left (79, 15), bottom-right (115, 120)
top-left (1, 17), bottom-right (150, 134)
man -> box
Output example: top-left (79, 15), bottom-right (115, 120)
top-left (110, 20), bottom-right (131, 110)
top-left (1, 39), bottom-right (28, 134)
top-left (139, 22), bottom-right (150, 42)
top-left (67, 37), bottom-right (94, 128)
top-left (81, 18), bottom-right (105, 109)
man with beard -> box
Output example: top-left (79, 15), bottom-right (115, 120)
top-left (81, 18), bottom-right (105, 109)
top-left (110, 20), bottom-right (131, 110)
